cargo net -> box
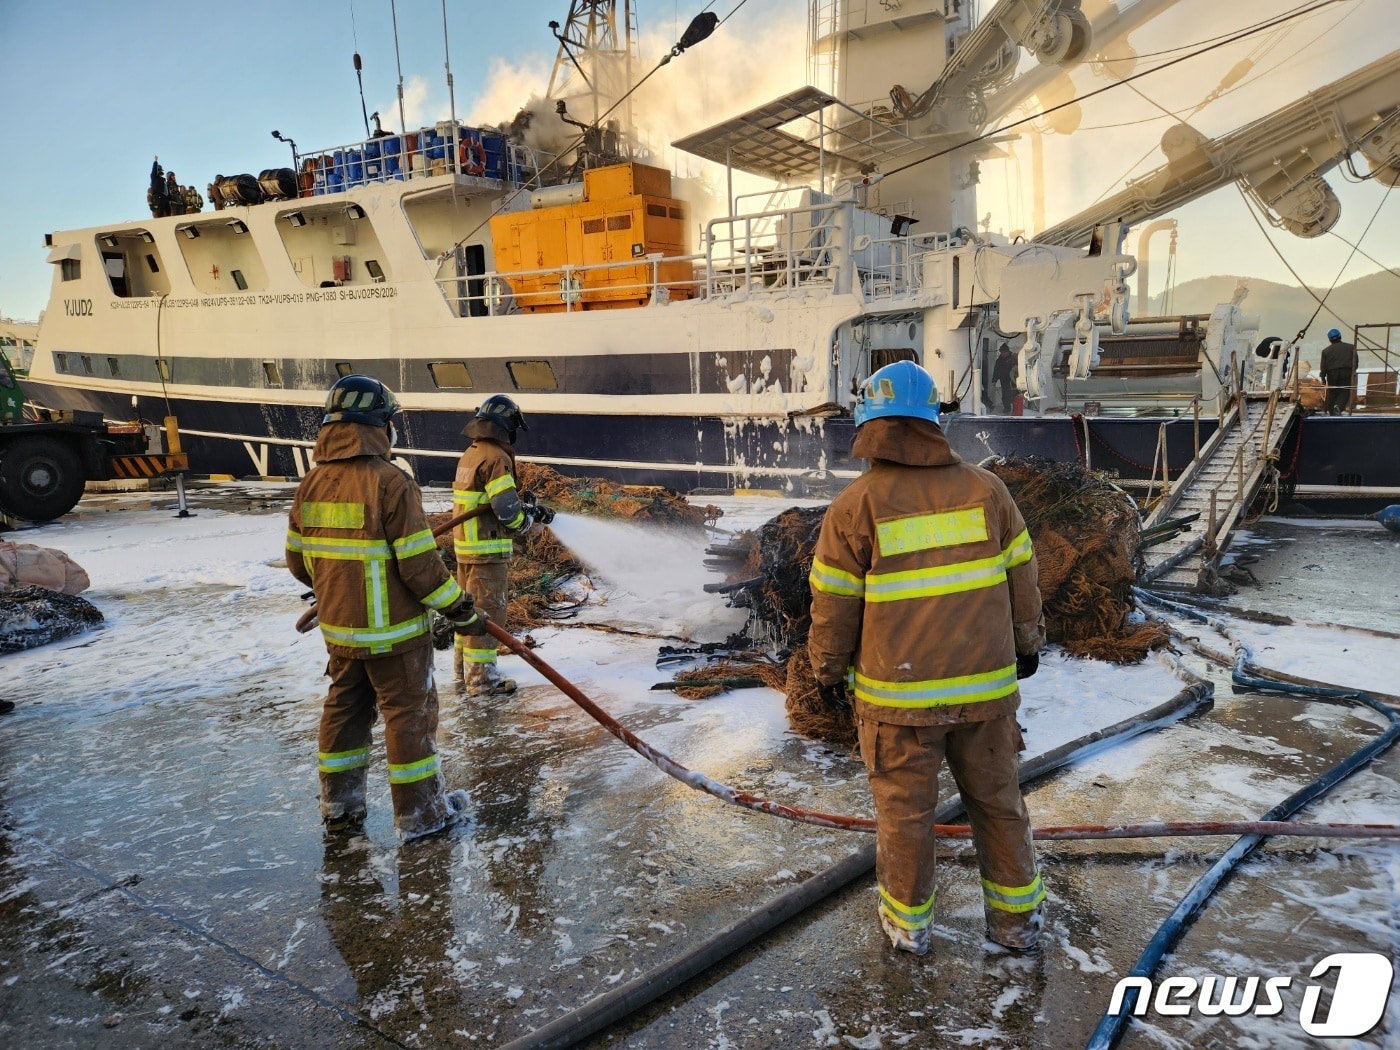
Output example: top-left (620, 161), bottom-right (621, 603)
top-left (0, 586), bottom-right (104, 655)
top-left (429, 463), bottom-right (720, 631)
top-left (985, 456), bottom-right (1169, 663)
top-left (710, 457), bottom-right (1169, 746)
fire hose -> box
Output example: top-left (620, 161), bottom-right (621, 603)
top-left (292, 577), bottom-right (1399, 1049)
top-left (297, 594), bottom-right (1400, 845)
top-left (1079, 588), bottom-right (1400, 1050)
top-left (481, 619), bottom-right (1400, 843)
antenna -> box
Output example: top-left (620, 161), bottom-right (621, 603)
top-left (353, 52), bottom-right (370, 138)
top-left (442, 0), bottom-right (457, 130)
top-left (390, 0), bottom-right (407, 134)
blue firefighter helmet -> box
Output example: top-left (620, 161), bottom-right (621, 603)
top-left (853, 360), bottom-right (941, 427)
top-left (1327, 328), bottom-right (1342, 341)
top-left (323, 374), bottom-right (400, 427)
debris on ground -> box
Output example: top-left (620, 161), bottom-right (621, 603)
top-left (0, 585), bottom-right (104, 654)
top-left (667, 657), bottom-right (786, 701)
top-left (517, 463), bottom-right (721, 529)
top-left (706, 457), bottom-right (1170, 745)
top-left (0, 540), bottom-right (91, 595)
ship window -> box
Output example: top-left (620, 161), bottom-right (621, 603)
top-left (231, 269), bottom-right (248, 291)
top-left (582, 218), bottom-right (606, 235)
top-left (607, 215), bottom-right (632, 231)
top-left (365, 259), bottom-right (385, 281)
top-left (647, 204), bottom-right (668, 218)
top-left (335, 362), bottom-right (355, 377)
top-left (54, 352), bottom-right (69, 373)
top-left (107, 357), bottom-right (122, 378)
top-left (428, 362), bottom-right (473, 389)
top-left (669, 206), bottom-right (685, 219)
top-left (78, 355), bottom-right (94, 375)
top-left (146, 254), bottom-right (160, 273)
top-left (60, 259), bottom-right (81, 281)
top-left (507, 360), bottom-right (557, 391)
top-left (156, 358), bottom-right (172, 382)
top-left (263, 361), bottom-right (283, 387)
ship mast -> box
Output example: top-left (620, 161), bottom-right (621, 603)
top-left (546, 0), bottom-right (639, 142)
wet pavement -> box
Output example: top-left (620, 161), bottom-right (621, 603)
top-left (1, 492), bottom-right (1397, 1048)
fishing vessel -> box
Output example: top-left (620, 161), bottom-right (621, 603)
top-left (20, 0), bottom-right (1400, 512)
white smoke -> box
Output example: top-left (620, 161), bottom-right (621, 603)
top-left (375, 76), bottom-right (434, 134)
top-left (457, 10), bottom-right (808, 201)
top-left (464, 56), bottom-right (552, 128)
top-left (630, 16), bottom-right (807, 172)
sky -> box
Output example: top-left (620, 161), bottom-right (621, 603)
top-left (1, 0), bottom-right (1397, 325)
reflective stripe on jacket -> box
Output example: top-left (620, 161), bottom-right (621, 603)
top-left (287, 422), bottom-right (465, 659)
top-left (808, 417), bottom-right (1044, 726)
top-left (453, 419), bottom-right (526, 564)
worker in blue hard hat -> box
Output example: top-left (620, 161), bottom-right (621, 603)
top-left (807, 359), bottom-right (1046, 955)
top-left (1320, 328), bottom-right (1358, 415)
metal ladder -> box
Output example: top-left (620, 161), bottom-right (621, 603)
top-left (1140, 391), bottom-right (1298, 591)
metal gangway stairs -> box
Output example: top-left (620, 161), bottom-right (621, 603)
top-left (1139, 391), bottom-right (1299, 591)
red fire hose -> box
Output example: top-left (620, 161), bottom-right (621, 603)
top-left (293, 591), bottom-right (1400, 843)
top-left (479, 620), bottom-right (1400, 843)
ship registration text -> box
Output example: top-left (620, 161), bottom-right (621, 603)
top-left (106, 286), bottom-right (397, 310)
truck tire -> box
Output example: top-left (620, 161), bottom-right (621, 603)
top-left (0, 436), bottom-right (86, 522)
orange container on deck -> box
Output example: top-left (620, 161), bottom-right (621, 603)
top-left (491, 162), bottom-right (694, 312)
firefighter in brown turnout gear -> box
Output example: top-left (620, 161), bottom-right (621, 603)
top-left (287, 375), bottom-right (481, 841)
top-left (808, 361), bottom-right (1047, 955)
top-left (452, 395), bottom-right (551, 694)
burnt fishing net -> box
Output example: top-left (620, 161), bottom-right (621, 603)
top-left (986, 456), bottom-right (1169, 663)
top-left (0, 586), bottom-right (104, 654)
top-left (714, 457), bottom-right (1168, 745)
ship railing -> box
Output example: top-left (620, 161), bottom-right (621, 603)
top-left (437, 253), bottom-right (708, 318)
top-left (296, 124), bottom-right (538, 196)
top-left (704, 203), bottom-right (843, 296)
top-left (857, 233), bottom-right (950, 302)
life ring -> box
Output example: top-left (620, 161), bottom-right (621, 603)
top-left (460, 136), bottom-right (486, 176)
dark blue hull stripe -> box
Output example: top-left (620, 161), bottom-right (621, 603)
top-left (22, 382), bottom-right (1400, 503)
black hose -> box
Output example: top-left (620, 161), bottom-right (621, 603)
top-left (501, 678), bottom-right (1212, 1050)
top-left (1090, 590), bottom-right (1400, 1049)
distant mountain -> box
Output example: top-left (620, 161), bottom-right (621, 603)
top-left (1148, 270), bottom-right (1400, 369)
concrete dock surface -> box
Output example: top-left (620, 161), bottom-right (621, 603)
top-left (1, 489), bottom-right (1397, 1047)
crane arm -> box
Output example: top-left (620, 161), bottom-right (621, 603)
top-left (1035, 50), bottom-right (1400, 248)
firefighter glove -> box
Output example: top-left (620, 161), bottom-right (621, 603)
top-left (1016, 652), bottom-right (1039, 680)
top-left (441, 595), bottom-right (481, 633)
top-left (817, 679), bottom-right (851, 714)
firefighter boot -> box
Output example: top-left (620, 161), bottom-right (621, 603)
top-left (879, 909), bottom-right (932, 956)
top-left (986, 905), bottom-right (1043, 952)
top-left (401, 790), bottom-right (471, 843)
top-left (323, 808), bottom-right (367, 838)
top-left (464, 664), bottom-right (516, 696)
